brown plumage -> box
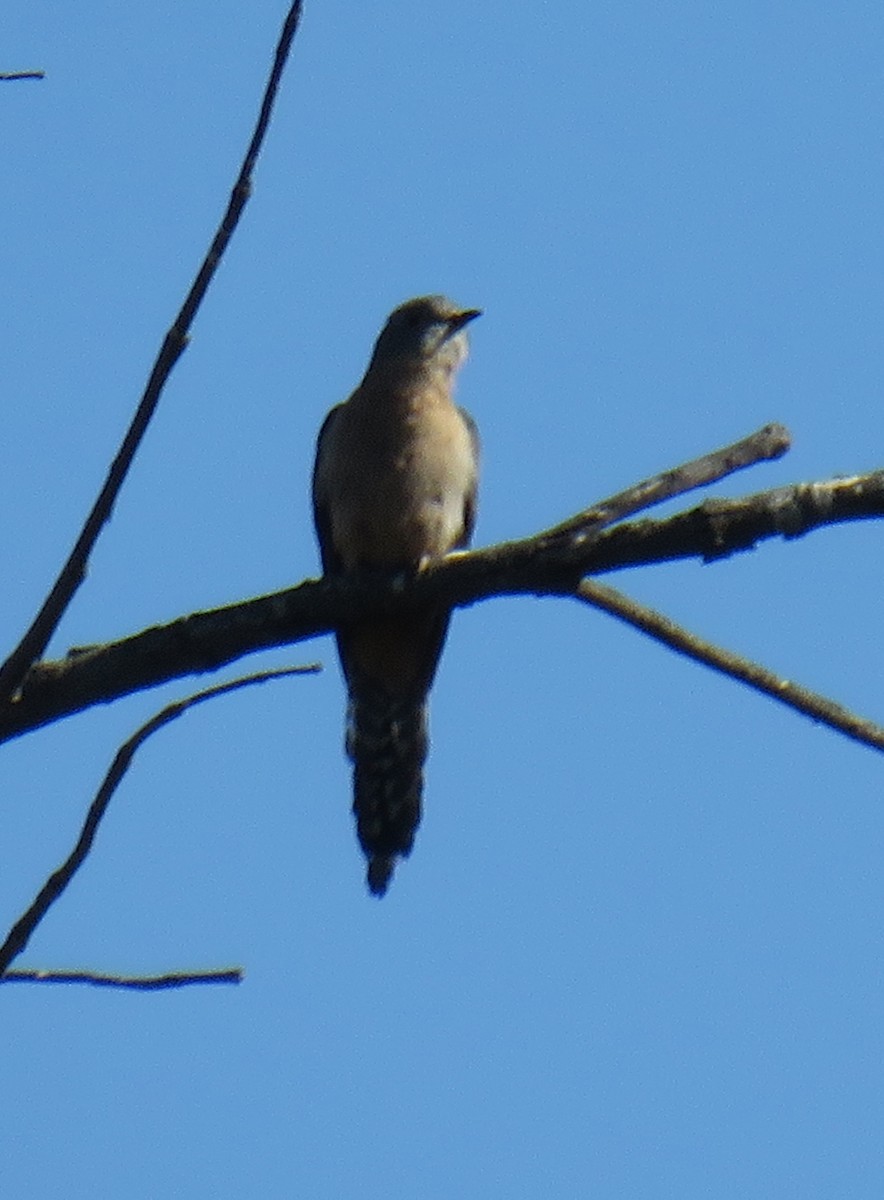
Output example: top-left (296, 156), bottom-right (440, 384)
top-left (312, 295), bottom-right (481, 894)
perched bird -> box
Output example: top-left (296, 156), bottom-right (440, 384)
top-left (312, 295), bottom-right (481, 895)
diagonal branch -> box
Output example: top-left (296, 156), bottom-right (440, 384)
top-left (575, 579), bottom-right (884, 752)
top-left (0, 2), bottom-right (304, 707)
top-left (0, 664), bottom-right (317, 979)
top-left (539, 421), bottom-right (790, 542)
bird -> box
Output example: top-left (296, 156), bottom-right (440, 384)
top-left (312, 295), bottom-right (481, 895)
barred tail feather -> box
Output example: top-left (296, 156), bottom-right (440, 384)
top-left (346, 688), bottom-right (429, 896)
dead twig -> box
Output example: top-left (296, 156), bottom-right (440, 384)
top-left (0, 664), bottom-right (317, 979)
top-left (0, 1), bottom-right (304, 705)
top-left (540, 421), bottom-right (790, 543)
top-left (1, 968), bottom-right (241, 990)
top-left (575, 579), bottom-right (884, 751)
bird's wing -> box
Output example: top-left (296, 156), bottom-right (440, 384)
top-left (456, 405), bottom-right (481, 549)
top-left (311, 403), bottom-right (345, 575)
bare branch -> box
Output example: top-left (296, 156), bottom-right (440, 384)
top-left (3, 446), bottom-right (884, 749)
top-left (575, 580), bottom-right (884, 753)
top-left (585, 472), bottom-right (884, 573)
top-left (540, 421), bottom-right (790, 542)
top-left (0, 1), bottom-right (304, 706)
top-left (0, 665), bottom-right (317, 977)
top-left (1, 968), bottom-right (241, 990)
top-left (0, 71), bottom-right (45, 81)
top-left (1, 423), bottom-right (791, 739)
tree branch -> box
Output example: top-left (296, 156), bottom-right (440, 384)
top-left (585, 471), bottom-right (884, 572)
top-left (0, 2), bottom-right (304, 706)
top-left (539, 421), bottom-right (790, 541)
top-left (1, 414), bottom-right (882, 752)
top-left (0, 968), bottom-right (242, 990)
top-left (0, 422), bottom-right (789, 740)
top-left (5, 457), bottom-right (884, 745)
top-left (575, 580), bottom-right (884, 752)
top-left (0, 665), bottom-right (317, 978)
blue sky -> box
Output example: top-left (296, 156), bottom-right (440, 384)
top-left (3, 2), bottom-right (884, 1196)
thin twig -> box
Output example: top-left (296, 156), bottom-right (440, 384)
top-left (0, 71), bottom-right (45, 81)
top-left (0, 664), bottom-right (317, 977)
top-left (576, 579), bottom-right (884, 752)
top-left (0, 1), bottom-right (304, 706)
top-left (1, 968), bottom-right (241, 990)
top-left (540, 422), bottom-right (790, 543)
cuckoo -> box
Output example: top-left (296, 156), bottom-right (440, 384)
top-left (312, 295), bottom-right (481, 895)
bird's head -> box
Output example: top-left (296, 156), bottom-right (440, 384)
top-left (368, 295), bottom-right (482, 376)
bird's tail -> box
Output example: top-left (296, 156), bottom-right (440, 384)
top-left (346, 686), bottom-right (429, 896)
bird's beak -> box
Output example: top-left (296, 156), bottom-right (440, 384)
top-left (448, 308), bottom-right (483, 333)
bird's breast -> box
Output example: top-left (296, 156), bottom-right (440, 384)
top-left (320, 391), bottom-right (476, 571)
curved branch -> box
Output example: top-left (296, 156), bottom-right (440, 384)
top-left (0, 2), bottom-right (304, 706)
top-left (0, 665), bottom-right (317, 978)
